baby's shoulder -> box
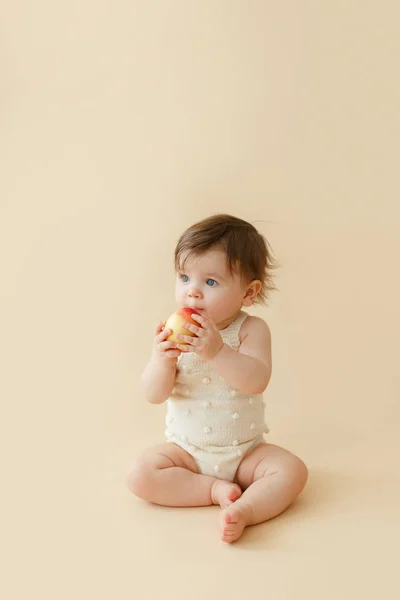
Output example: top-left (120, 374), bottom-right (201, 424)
top-left (239, 314), bottom-right (270, 344)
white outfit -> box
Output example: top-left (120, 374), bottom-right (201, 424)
top-left (165, 310), bottom-right (270, 482)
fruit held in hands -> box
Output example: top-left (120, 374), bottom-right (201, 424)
top-left (165, 308), bottom-right (202, 344)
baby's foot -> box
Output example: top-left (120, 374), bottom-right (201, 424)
top-left (217, 504), bottom-right (250, 543)
top-left (211, 480), bottom-right (242, 509)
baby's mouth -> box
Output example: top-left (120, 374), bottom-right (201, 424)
top-left (185, 305), bottom-right (204, 313)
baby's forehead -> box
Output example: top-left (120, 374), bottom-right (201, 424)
top-left (179, 250), bottom-right (232, 278)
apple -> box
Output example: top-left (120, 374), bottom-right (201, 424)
top-left (165, 308), bottom-right (202, 344)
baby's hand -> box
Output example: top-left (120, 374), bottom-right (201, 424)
top-left (176, 313), bottom-right (224, 361)
top-left (152, 321), bottom-right (181, 363)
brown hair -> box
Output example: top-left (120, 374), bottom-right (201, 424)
top-left (174, 214), bottom-right (278, 305)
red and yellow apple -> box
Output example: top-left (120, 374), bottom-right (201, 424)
top-left (165, 308), bottom-right (202, 344)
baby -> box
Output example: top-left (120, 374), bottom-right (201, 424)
top-left (127, 214), bottom-right (308, 543)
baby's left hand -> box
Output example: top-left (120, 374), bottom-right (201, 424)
top-left (176, 313), bottom-right (224, 361)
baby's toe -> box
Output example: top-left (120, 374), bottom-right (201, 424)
top-left (226, 484), bottom-right (242, 504)
top-left (217, 506), bottom-right (247, 543)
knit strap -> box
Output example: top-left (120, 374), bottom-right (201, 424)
top-left (220, 310), bottom-right (248, 350)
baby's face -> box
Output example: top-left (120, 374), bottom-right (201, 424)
top-left (175, 249), bottom-right (251, 329)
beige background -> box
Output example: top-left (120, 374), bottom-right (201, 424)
top-left (1, 1), bottom-right (399, 598)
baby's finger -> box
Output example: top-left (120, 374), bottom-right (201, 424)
top-left (165, 349), bottom-right (181, 358)
top-left (158, 340), bottom-right (179, 352)
top-left (156, 328), bottom-right (172, 343)
top-left (177, 343), bottom-right (192, 353)
top-left (154, 321), bottom-right (166, 335)
top-left (183, 322), bottom-right (205, 337)
top-left (177, 334), bottom-right (200, 345)
top-left (191, 313), bottom-right (208, 328)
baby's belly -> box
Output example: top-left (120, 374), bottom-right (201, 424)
top-left (165, 396), bottom-right (268, 449)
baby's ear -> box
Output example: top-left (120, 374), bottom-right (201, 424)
top-left (243, 280), bottom-right (262, 306)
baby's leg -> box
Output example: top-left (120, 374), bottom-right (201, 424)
top-left (217, 443), bottom-right (308, 543)
top-left (126, 443), bottom-right (242, 508)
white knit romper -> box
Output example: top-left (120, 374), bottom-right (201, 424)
top-left (165, 310), bottom-right (270, 482)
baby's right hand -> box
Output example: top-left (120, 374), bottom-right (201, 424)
top-left (152, 321), bottom-right (181, 363)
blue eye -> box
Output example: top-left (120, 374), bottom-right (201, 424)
top-left (180, 274), bottom-right (189, 282)
top-left (206, 279), bottom-right (217, 287)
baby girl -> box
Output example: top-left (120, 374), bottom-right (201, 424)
top-left (127, 214), bottom-right (308, 543)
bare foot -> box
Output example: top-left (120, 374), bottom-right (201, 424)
top-left (217, 504), bottom-right (251, 543)
top-left (211, 480), bottom-right (242, 509)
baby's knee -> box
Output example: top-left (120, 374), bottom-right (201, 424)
top-left (126, 457), bottom-right (154, 499)
top-left (286, 456), bottom-right (308, 493)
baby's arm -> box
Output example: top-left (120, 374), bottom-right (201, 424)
top-left (210, 317), bottom-right (271, 395)
top-left (141, 358), bottom-right (176, 404)
top-left (141, 321), bottom-right (180, 404)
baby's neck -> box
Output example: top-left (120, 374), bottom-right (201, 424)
top-left (216, 309), bottom-right (243, 331)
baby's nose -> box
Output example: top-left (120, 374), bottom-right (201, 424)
top-left (188, 287), bottom-right (203, 299)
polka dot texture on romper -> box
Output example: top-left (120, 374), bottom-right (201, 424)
top-left (163, 310), bottom-right (270, 474)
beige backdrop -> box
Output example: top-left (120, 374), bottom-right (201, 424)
top-left (1, 1), bottom-right (399, 599)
